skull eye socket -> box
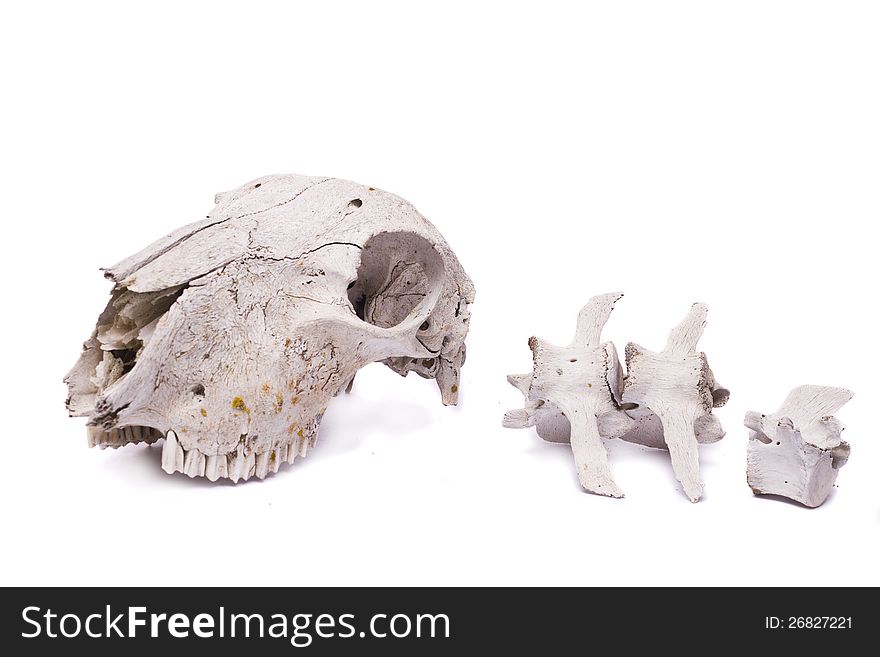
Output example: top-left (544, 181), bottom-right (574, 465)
top-left (347, 231), bottom-right (445, 330)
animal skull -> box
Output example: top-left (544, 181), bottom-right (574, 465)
top-left (65, 174), bottom-right (475, 482)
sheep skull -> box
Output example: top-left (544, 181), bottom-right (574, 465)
top-left (65, 174), bottom-right (475, 482)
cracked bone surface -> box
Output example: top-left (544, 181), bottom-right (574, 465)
top-left (64, 173), bottom-right (475, 482)
top-left (745, 385), bottom-right (853, 507)
top-left (503, 293), bottom-right (636, 497)
top-left (622, 303), bottom-right (727, 502)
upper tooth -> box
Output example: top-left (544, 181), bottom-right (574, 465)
top-left (161, 431), bottom-right (184, 474)
top-left (242, 450), bottom-right (256, 482)
top-left (87, 426), bottom-right (101, 448)
top-left (184, 448), bottom-right (206, 478)
top-left (205, 454), bottom-right (227, 481)
top-left (255, 451), bottom-right (270, 479)
top-left (102, 428), bottom-right (121, 449)
top-left (227, 447), bottom-right (246, 483)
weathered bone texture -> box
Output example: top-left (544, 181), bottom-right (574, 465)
top-left (745, 385), bottom-right (853, 507)
top-left (504, 296), bottom-right (727, 501)
top-left (503, 293), bottom-right (636, 497)
top-left (622, 303), bottom-right (727, 502)
top-left (65, 174), bottom-right (475, 482)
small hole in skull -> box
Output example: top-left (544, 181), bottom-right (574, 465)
top-left (254, 183), bottom-right (261, 188)
top-left (347, 281), bottom-right (356, 290)
top-left (348, 198), bottom-right (363, 208)
top-left (620, 402), bottom-right (639, 411)
top-left (422, 358), bottom-right (435, 368)
top-left (420, 320), bottom-right (430, 331)
top-left (570, 358), bottom-right (577, 363)
top-left (191, 383), bottom-right (206, 397)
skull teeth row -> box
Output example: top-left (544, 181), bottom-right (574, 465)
top-left (87, 425), bottom-right (163, 449)
top-left (161, 430), bottom-right (313, 483)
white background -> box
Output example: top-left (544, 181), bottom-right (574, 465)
top-left (1, 1), bottom-right (877, 586)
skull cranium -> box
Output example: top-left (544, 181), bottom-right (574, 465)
top-left (64, 174), bottom-right (475, 482)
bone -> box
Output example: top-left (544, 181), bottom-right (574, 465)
top-left (64, 173), bottom-right (475, 482)
top-left (621, 303), bottom-right (727, 502)
top-left (745, 385), bottom-right (853, 507)
top-left (504, 295), bottom-right (729, 501)
top-left (503, 293), bottom-right (635, 498)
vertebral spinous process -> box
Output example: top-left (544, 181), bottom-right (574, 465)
top-left (504, 294), bottom-right (728, 502)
